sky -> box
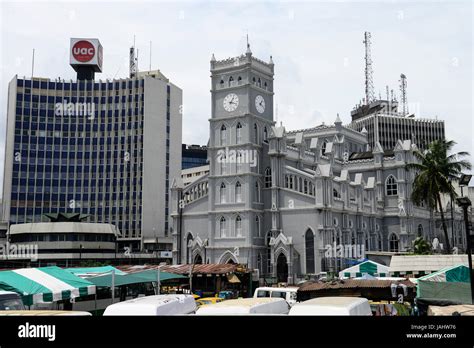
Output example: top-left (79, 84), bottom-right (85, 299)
top-left (0, 0), bottom-right (472, 192)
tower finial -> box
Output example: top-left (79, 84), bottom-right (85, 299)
top-left (246, 33), bottom-right (252, 55)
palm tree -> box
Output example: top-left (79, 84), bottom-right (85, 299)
top-left (407, 139), bottom-right (471, 253)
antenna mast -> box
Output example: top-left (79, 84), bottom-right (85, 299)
top-left (149, 41), bottom-right (152, 71)
top-left (31, 49), bottom-right (35, 78)
top-left (399, 73), bottom-right (408, 116)
top-left (363, 32), bottom-right (375, 105)
top-left (129, 36), bottom-right (137, 78)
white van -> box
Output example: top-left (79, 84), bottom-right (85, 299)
top-left (289, 297), bottom-right (372, 316)
top-left (196, 298), bottom-right (290, 315)
top-left (103, 294), bottom-right (196, 316)
top-left (0, 291), bottom-right (25, 311)
top-left (253, 287), bottom-right (298, 306)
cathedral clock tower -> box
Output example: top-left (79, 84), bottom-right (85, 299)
top-left (206, 42), bottom-right (275, 267)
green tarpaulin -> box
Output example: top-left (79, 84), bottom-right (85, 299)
top-left (339, 260), bottom-right (389, 279)
top-left (417, 264), bottom-right (472, 304)
top-left (65, 266), bottom-right (125, 277)
top-left (0, 266), bottom-right (96, 306)
top-left (87, 269), bottom-right (186, 287)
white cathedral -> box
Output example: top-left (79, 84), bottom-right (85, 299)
top-left (170, 45), bottom-right (465, 284)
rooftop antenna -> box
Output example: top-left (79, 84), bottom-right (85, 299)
top-left (363, 32), bottom-right (375, 105)
top-left (149, 41), bottom-right (152, 71)
top-left (31, 49), bottom-right (35, 78)
top-left (129, 36), bottom-right (137, 78)
top-left (399, 73), bottom-right (408, 116)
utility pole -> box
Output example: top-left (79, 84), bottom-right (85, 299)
top-left (456, 197), bottom-right (474, 305)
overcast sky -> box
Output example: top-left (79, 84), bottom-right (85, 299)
top-left (0, 0), bottom-right (472, 192)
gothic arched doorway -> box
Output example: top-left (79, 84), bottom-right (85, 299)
top-left (276, 253), bottom-right (288, 283)
top-left (194, 254), bottom-right (203, 264)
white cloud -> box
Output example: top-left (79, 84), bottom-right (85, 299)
top-left (0, 0), bottom-right (472, 193)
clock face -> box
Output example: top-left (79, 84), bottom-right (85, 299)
top-left (255, 95), bottom-right (265, 114)
top-left (223, 93), bottom-right (239, 112)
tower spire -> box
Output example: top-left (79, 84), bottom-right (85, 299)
top-left (246, 33), bottom-right (252, 55)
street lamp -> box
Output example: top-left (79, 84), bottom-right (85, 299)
top-left (456, 196), bottom-right (474, 305)
top-left (459, 174), bottom-right (472, 197)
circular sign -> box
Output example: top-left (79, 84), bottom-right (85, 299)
top-left (72, 40), bottom-right (95, 62)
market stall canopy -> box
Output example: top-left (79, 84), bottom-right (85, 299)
top-left (65, 266), bottom-right (125, 278)
top-left (339, 260), bottom-right (389, 279)
top-left (87, 269), bottom-right (186, 287)
top-left (226, 273), bottom-right (241, 283)
top-left (417, 264), bottom-right (472, 304)
top-left (0, 266), bottom-right (96, 306)
top-left (389, 255), bottom-right (472, 277)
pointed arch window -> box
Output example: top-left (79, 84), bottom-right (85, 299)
top-left (220, 182), bottom-right (227, 203)
top-left (264, 167), bottom-right (272, 188)
top-left (386, 175), bottom-right (398, 196)
top-left (236, 122), bottom-right (242, 144)
top-left (321, 140), bottom-right (328, 156)
top-left (228, 76), bottom-right (234, 87)
top-left (389, 233), bottom-right (399, 252)
top-left (237, 76), bottom-right (242, 85)
top-left (254, 123), bottom-right (258, 143)
top-left (220, 124), bottom-right (227, 146)
top-left (220, 153), bottom-right (227, 175)
top-left (255, 215), bottom-right (260, 237)
top-left (263, 127), bottom-right (268, 142)
top-left (235, 182), bottom-right (242, 202)
top-left (235, 215), bottom-right (242, 237)
top-left (236, 152), bottom-right (243, 173)
top-left (219, 216), bottom-right (226, 237)
top-left (305, 229), bottom-right (315, 274)
top-left (219, 79), bottom-right (224, 88)
top-left (255, 181), bottom-right (260, 202)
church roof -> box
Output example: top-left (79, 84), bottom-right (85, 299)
top-left (348, 150), bottom-right (394, 161)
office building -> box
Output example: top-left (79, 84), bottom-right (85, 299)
top-left (2, 38), bottom-right (182, 255)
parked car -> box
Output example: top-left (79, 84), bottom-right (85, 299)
top-left (196, 298), bottom-right (290, 315)
top-left (195, 297), bottom-right (224, 307)
top-left (217, 290), bottom-right (237, 299)
top-left (0, 291), bottom-right (25, 311)
top-left (103, 294), bottom-right (197, 316)
top-left (253, 287), bottom-right (298, 306)
top-left (288, 297), bottom-right (372, 316)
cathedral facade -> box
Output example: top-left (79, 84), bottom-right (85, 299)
top-left (170, 47), bottom-right (464, 284)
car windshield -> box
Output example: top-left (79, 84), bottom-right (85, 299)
top-left (0, 298), bottom-right (25, 310)
top-left (270, 291), bottom-right (286, 299)
top-left (256, 290), bottom-right (270, 298)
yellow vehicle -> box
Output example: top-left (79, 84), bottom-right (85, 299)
top-left (195, 297), bottom-right (224, 307)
